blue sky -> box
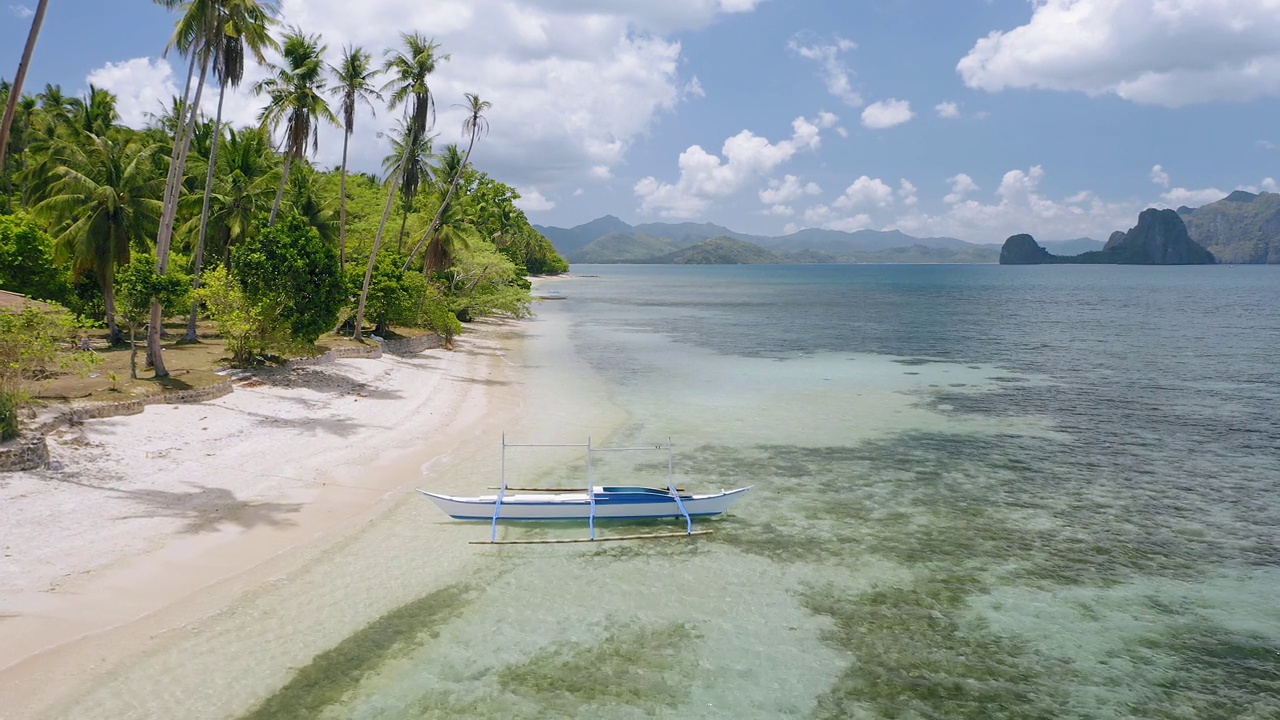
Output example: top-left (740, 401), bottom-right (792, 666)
top-left (3, 0), bottom-right (1278, 242)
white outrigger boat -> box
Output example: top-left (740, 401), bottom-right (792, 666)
top-left (418, 437), bottom-right (752, 544)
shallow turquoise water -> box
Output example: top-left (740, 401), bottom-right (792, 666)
top-left (310, 265), bottom-right (1280, 719)
top-left (70, 264), bottom-right (1280, 718)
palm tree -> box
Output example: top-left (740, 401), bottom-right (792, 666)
top-left (178, 125), bottom-right (278, 269)
top-left (328, 44), bottom-right (381, 271)
top-left (150, 0), bottom-right (220, 376)
top-left (28, 132), bottom-right (164, 344)
top-left (254, 28), bottom-right (336, 226)
top-left (0, 0), bottom-right (48, 174)
top-left (402, 93), bottom-right (489, 272)
top-left (0, 90), bottom-right (36, 210)
top-left (187, 0), bottom-right (279, 341)
top-left (144, 95), bottom-right (189, 138)
top-left (380, 121), bottom-right (433, 251)
top-left (418, 144), bottom-right (473, 273)
top-left (286, 162), bottom-right (337, 245)
top-left (72, 85), bottom-right (119, 137)
top-left (34, 83), bottom-right (74, 139)
top-left (353, 33), bottom-right (447, 342)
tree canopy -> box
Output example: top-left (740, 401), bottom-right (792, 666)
top-left (0, 17), bottom-right (567, 426)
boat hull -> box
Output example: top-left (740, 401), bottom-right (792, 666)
top-left (418, 486), bottom-right (752, 521)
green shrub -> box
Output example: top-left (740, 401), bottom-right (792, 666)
top-left (115, 254), bottom-right (189, 378)
top-left (0, 391), bottom-right (18, 441)
top-left (0, 304), bottom-right (97, 435)
top-left (0, 213), bottom-right (71, 304)
top-left (234, 215), bottom-right (345, 343)
top-left (345, 250), bottom-right (427, 334)
top-left (196, 266), bottom-right (286, 366)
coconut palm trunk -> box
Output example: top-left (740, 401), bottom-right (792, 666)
top-left (403, 94), bottom-right (488, 272)
top-left (352, 161), bottom-right (405, 342)
top-left (149, 48), bottom-right (211, 375)
top-left (268, 149), bottom-right (293, 225)
top-left (401, 148), bottom-right (466, 271)
top-left (0, 0), bottom-right (48, 174)
top-left (338, 128), bottom-right (351, 269)
top-left (352, 33), bottom-right (443, 341)
top-left (397, 202), bottom-right (410, 251)
top-left (185, 82), bottom-right (227, 341)
top-left (156, 52), bottom-right (198, 242)
top-left (329, 41), bottom-right (384, 274)
top-left (102, 266), bottom-right (121, 344)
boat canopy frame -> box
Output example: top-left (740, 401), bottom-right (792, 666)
top-left (482, 434), bottom-right (702, 544)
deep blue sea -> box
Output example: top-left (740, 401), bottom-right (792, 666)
top-left (61, 263), bottom-right (1280, 719)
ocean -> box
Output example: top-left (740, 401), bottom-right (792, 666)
top-left (64, 264), bottom-right (1280, 718)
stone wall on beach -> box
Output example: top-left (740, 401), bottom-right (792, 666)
top-left (383, 333), bottom-right (443, 355)
top-left (285, 333), bottom-right (442, 367)
top-left (0, 434), bottom-right (50, 472)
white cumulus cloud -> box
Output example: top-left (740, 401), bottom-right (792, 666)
top-left (788, 33), bottom-right (862, 106)
top-left (115, 0), bottom-right (765, 192)
top-left (834, 176), bottom-right (894, 209)
top-left (944, 173), bottom-right (980, 204)
top-left (898, 179), bottom-right (918, 206)
top-left (759, 174), bottom-right (821, 204)
top-left (800, 201), bottom-right (874, 233)
top-left (957, 0), bottom-right (1280, 107)
top-left (515, 186), bottom-right (555, 212)
top-left (891, 166), bottom-right (1142, 243)
top-left (1146, 165), bottom-right (1280, 207)
top-left (86, 58), bottom-right (179, 129)
top-left (935, 101), bottom-right (961, 119)
top-left (861, 99), bottom-right (913, 129)
top-left (635, 114), bottom-right (830, 218)
top-left (9, 4), bottom-right (33, 18)
top-left (1159, 187), bottom-right (1228, 207)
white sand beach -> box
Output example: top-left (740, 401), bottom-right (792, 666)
top-left (0, 321), bottom-right (526, 718)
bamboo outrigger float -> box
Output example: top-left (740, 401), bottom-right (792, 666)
top-left (417, 436), bottom-right (752, 544)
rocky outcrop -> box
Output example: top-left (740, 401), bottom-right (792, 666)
top-left (1178, 191), bottom-right (1280, 263)
top-left (1001, 210), bottom-right (1214, 265)
top-left (1105, 209), bottom-right (1215, 264)
top-left (999, 234), bottom-right (1054, 264)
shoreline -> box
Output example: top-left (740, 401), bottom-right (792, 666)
top-left (0, 319), bottom-right (526, 718)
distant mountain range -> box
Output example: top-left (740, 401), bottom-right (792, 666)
top-left (533, 216), bottom-right (1108, 264)
top-left (537, 191), bottom-right (1280, 266)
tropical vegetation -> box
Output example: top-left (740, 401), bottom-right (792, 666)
top-left (0, 2), bottom-right (566, 435)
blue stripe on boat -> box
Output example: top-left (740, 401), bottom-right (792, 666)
top-left (439, 497), bottom-right (693, 506)
top-left (445, 511), bottom-right (726, 521)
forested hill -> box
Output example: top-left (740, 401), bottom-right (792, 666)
top-left (645, 236), bottom-right (781, 264)
top-left (1178, 191), bottom-right (1280, 264)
